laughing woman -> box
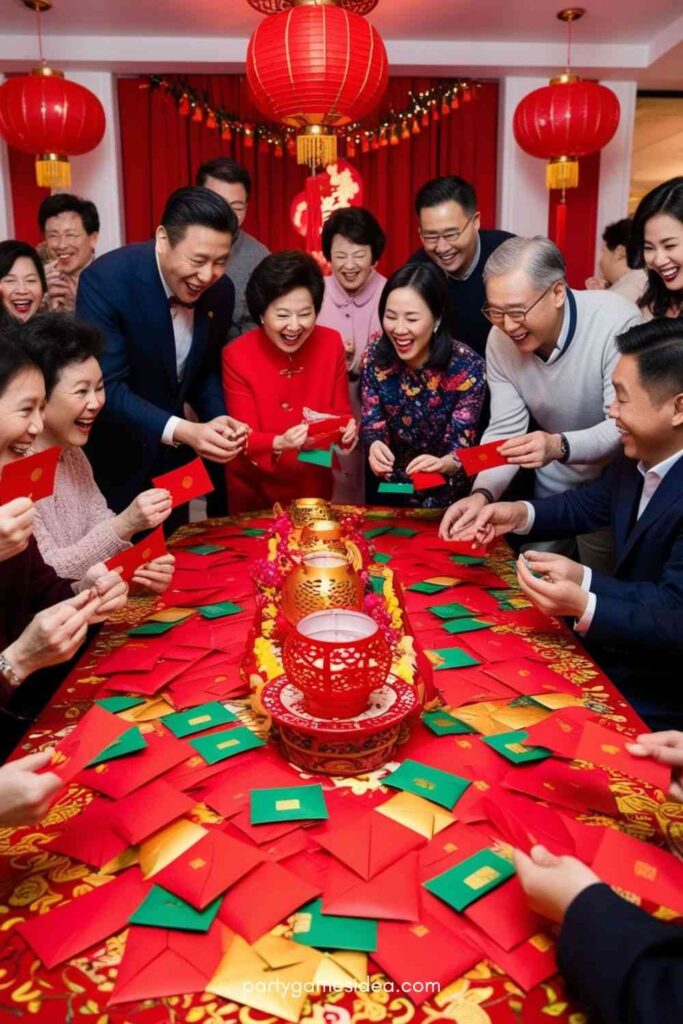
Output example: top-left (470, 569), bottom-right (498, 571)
top-left (22, 313), bottom-right (175, 592)
top-left (631, 177), bottom-right (683, 320)
top-left (0, 241), bottom-right (46, 324)
top-left (361, 262), bottom-right (486, 508)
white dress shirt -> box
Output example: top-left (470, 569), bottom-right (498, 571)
top-left (155, 250), bottom-right (195, 445)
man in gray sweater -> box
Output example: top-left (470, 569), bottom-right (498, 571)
top-left (440, 236), bottom-right (642, 569)
top-left (196, 158), bottom-right (270, 339)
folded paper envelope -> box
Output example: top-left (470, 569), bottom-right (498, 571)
top-left (207, 932), bottom-right (321, 1023)
top-left (315, 809), bottom-right (425, 880)
top-left (374, 792), bottom-right (455, 840)
top-left (313, 950), bottom-right (368, 990)
top-left (138, 818), bottom-right (207, 879)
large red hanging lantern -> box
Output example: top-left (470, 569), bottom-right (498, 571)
top-left (246, 0), bottom-right (388, 167)
top-left (0, 68), bottom-right (105, 188)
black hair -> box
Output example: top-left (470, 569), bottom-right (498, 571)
top-left (374, 262), bottom-right (455, 370)
top-left (21, 312), bottom-right (106, 398)
top-left (0, 318), bottom-right (42, 400)
top-left (616, 318), bottom-right (683, 404)
top-left (602, 218), bottom-right (632, 252)
top-left (0, 240), bottom-right (47, 295)
top-left (630, 177), bottom-right (683, 317)
top-left (38, 193), bottom-right (100, 235)
top-left (160, 186), bottom-right (238, 246)
top-left (195, 157), bottom-right (251, 197)
top-left (321, 207), bottom-right (386, 263)
top-left (414, 175), bottom-right (477, 217)
top-left (246, 250), bottom-right (325, 324)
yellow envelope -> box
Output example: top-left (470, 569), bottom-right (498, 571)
top-left (146, 608), bottom-right (195, 624)
top-left (139, 819), bottom-right (207, 878)
top-left (375, 791), bottom-right (454, 839)
top-left (207, 932), bottom-right (321, 1023)
top-left (450, 701), bottom-right (513, 736)
top-left (492, 704), bottom-right (550, 730)
top-left (120, 697), bottom-right (176, 723)
top-left (314, 950), bottom-right (368, 990)
top-left (530, 692), bottom-right (583, 710)
top-left (424, 576), bottom-right (462, 586)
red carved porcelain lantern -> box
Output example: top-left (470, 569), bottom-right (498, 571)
top-left (246, 0), bottom-right (388, 167)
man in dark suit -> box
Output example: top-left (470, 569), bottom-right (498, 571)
top-left (441, 318), bottom-right (683, 729)
top-left (76, 186), bottom-right (248, 518)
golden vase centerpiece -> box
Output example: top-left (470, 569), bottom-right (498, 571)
top-left (281, 551), bottom-right (363, 624)
top-left (298, 519), bottom-right (346, 555)
top-left (289, 497), bottom-right (333, 527)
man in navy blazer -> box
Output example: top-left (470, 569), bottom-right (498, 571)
top-left (442, 318), bottom-right (683, 729)
top-left (76, 187), bottom-right (248, 516)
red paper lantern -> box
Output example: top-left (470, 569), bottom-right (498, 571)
top-left (513, 76), bottom-right (620, 190)
top-left (0, 68), bottom-right (105, 188)
top-left (246, 0), bottom-right (388, 167)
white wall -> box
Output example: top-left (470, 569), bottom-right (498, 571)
top-left (0, 76), bottom-right (15, 240)
top-left (594, 80), bottom-right (638, 269)
top-left (496, 76), bottom-right (550, 237)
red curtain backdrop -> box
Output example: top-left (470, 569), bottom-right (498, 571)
top-left (548, 148), bottom-right (601, 290)
top-left (116, 75), bottom-right (500, 274)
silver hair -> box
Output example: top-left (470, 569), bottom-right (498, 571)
top-left (483, 236), bottom-right (566, 289)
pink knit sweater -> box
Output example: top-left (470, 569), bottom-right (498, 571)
top-left (33, 447), bottom-right (131, 579)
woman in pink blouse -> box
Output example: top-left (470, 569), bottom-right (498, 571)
top-left (22, 313), bottom-right (175, 592)
top-left (318, 208), bottom-right (386, 504)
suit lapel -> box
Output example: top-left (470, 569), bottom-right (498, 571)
top-left (135, 242), bottom-right (180, 390)
top-left (181, 297), bottom-right (213, 394)
top-left (616, 456), bottom-right (683, 568)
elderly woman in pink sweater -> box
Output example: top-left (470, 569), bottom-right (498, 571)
top-left (22, 313), bottom-right (175, 593)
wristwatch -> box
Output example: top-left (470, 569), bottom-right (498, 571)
top-left (0, 654), bottom-right (23, 690)
top-left (558, 434), bottom-right (571, 464)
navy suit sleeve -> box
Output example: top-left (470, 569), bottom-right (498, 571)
top-left (527, 464), bottom-right (615, 542)
top-left (558, 883), bottom-right (683, 1024)
top-left (76, 263), bottom-right (170, 442)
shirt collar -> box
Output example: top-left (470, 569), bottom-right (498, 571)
top-left (155, 248), bottom-right (173, 300)
top-left (450, 233), bottom-right (481, 281)
top-left (637, 449), bottom-right (683, 481)
top-left (327, 269), bottom-right (383, 309)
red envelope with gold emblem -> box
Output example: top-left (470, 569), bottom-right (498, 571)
top-left (77, 729), bottom-right (194, 798)
top-left (45, 705), bottom-right (131, 784)
top-left (218, 860), bottom-right (322, 943)
top-left (591, 828), bottom-right (683, 914)
top-left (323, 851), bottom-right (421, 922)
top-left (484, 657), bottom-right (578, 696)
top-left (502, 759), bottom-right (618, 816)
top-left (112, 778), bottom-right (197, 845)
top-left (575, 721), bottom-right (671, 791)
top-left (474, 930), bottom-right (558, 991)
top-left (374, 913), bottom-right (482, 1000)
top-left (105, 526), bottom-right (168, 583)
top-left (456, 440), bottom-right (509, 477)
top-left (0, 445), bottom-right (61, 502)
top-left (152, 829), bottom-right (265, 909)
top-left (524, 706), bottom-right (598, 759)
top-left (152, 458), bottom-right (214, 508)
top-left (315, 811), bottom-right (425, 881)
top-left (464, 877), bottom-right (544, 952)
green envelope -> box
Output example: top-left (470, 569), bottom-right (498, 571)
top-left (87, 726), bottom-right (147, 766)
top-left (388, 527), bottom-right (418, 538)
top-left (127, 620), bottom-right (178, 637)
top-left (298, 448), bottom-right (334, 468)
top-left (450, 554), bottom-right (486, 566)
top-left (189, 725), bottom-right (265, 765)
top-left (95, 696), bottom-right (146, 714)
top-left (185, 544), bottom-right (227, 555)
top-left (483, 730), bottom-right (552, 765)
top-left (130, 885), bottom-right (222, 932)
top-left (422, 711), bottom-right (478, 736)
top-left (423, 849), bottom-right (515, 912)
top-left (427, 647), bottom-right (481, 670)
top-left (197, 601), bottom-right (243, 619)
top-left (364, 526), bottom-right (393, 539)
top-left (427, 601), bottom-right (475, 620)
top-left (242, 527), bottom-right (267, 537)
top-left (163, 701), bottom-right (238, 738)
top-left (250, 784), bottom-right (328, 824)
top-left (292, 899), bottom-right (377, 952)
top-left (442, 617), bottom-right (492, 635)
top-left (384, 758), bottom-right (471, 810)
top-left (378, 481), bottom-right (414, 495)
top-left (370, 576), bottom-right (386, 595)
top-left (372, 552), bottom-right (392, 564)
top-left (407, 581), bottom-right (451, 595)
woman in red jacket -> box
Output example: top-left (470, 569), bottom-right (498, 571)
top-left (223, 251), bottom-right (356, 513)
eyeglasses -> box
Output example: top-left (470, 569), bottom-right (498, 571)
top-left (481, 284), bottom-right (554, 326)
top-left (419, 215), bottom-right (475, 248)
top-left (45, 231), bottom-right (87, 245)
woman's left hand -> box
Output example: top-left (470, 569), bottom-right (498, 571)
top-left (132, 553), bottom-right (176, 595)
top-left (339, 418), bottom-right (358, 450)
top-left (405, 453), bottom-right (456, 476)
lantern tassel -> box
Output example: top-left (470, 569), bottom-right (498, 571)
top-left (35, 154), bottom-right (71, 189)
top-left (547, 156), bottom-right (579, 191)
top-left (296, 127), bottom-right (337, 169)
top-left (554, 194), bottom-right (568, 252)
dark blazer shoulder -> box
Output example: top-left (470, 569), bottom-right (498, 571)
top-left (80, 240), bottom-right (156, 288)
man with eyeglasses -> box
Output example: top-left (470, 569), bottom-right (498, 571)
top-left (197, 158), bottom-right (269, 339)
top-left (38, 194), bottom-right (100, 313)
top-left (410, 175), bottom-right (514, 357)
top-left (440, 236), bottom-right (642, 570)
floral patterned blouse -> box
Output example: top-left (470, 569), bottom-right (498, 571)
top-left (360, 337), bottom-right (486, 507)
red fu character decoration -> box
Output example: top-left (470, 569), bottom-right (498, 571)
top-left (246, 0), bottom-right (388, 169)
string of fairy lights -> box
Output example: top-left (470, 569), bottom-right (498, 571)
top-left (144, 75), bottom-right (481, 158)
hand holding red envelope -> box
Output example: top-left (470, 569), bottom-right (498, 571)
top-left (410, 471), bottom-right (447, 491)
top-left (152, 458), bottom-right (214, 509)
top-left (44, 705), bottom-right (131, 785)
top-left (456, 440), bottom-right (509, 477)
top-left (0, 446), bottom-right (61, 502)
top-left (105, 526), bottom-right (168, 583)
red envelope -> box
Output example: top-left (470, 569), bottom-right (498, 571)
top-left (48, 797), bottom-right (128, 869)
top-left (112, 778), bottom-right (197, 845)
top-left (474, 930), bottom-right (557, 991)
top-left (445, 586), bottom-right (501, 615)
top-left (102, 656), bottom-right (196, 696)
top-left (575, 721), bottom-right (671, 791)
top-left (152, 458), bottom-right (214, 508)
top-left (261, 829), bottom-right (313, 864)
top-left (456, 440), bottom-right (509, 477)
top-left (200, 750), bottom-right (298, 818)
top-left (503, 759), bottom-right (618, 817)
top-left (484, 657), bottom-right (577, 696)
top-left (525, 707), bottom-right (599, 759)
top-left (152, 829), bottom-right (265, 909)
top-left (306, 414), bottom-right (348, 438)
top-left (218, 860), bottom-right (321, 943)
top-left (486, 607), bottom-right (562, 631)
top-left (96, 641), bottom-right (165, 675)
top-left (46, 705), bottom-right (131, 784)
top-left (18, 867), bottom-right (149, 969)
top-left (0, 445), bottom-right (61, 502)
top-left (77, 729), bottom-right (194, 799)
top-left (443, 539), bottom-right (489, 558)
top-left (481, 793), bottom-right (575, 857)
top-left (463, 631), bottom-right (538, 664)
top-left (374, 913), bottom-right (482, 1001)
top-left (411, 471), bottom-right (447, 491)
top-left (464, 877), bottom-right (544, 951)
top-left (323, 851), bottom-right (421, 922)
top-left (437, 667), bottom-right (517, 707)
top-left (315, 811), bottom-right (425, 881)
top-left (231, 808), bottom-right (304, 846)
top-left (105, 526), bottom-right (167, 583)
top-left (164, 755), bottom-right (231, 793)
top-left (109, 920), bottom-right (225, 1006)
